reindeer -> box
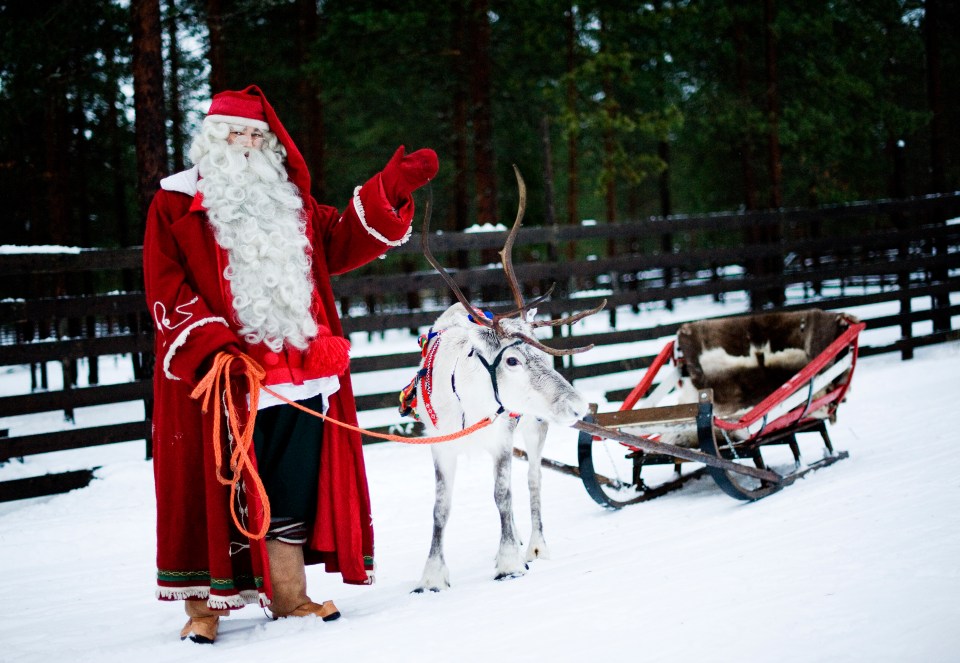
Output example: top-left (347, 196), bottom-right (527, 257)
top-left (410, 167), bottom-right (605, 592)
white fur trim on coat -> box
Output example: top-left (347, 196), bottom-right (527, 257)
top-left (159, 165), bottom-right (200, 196)
top-left (353, 185), bottom-right (411, 247)
top-left (206, 114), bottom-right (270, 131)
top-left (155, 586), bottom-right (268, 608)
top-left (162, 316), bottom-right (231, 381)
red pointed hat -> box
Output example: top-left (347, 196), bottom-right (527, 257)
top-left (206, 85), bottom-right (311, 195)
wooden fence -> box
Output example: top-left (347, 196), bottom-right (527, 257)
top-left (1, 192), bottom-right (959, 501)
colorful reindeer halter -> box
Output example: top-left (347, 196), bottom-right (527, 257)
top-left (399, 328), bottom-right (445, 426)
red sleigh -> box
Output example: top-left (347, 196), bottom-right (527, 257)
top-left (576, 309), bottom-right (866, 506)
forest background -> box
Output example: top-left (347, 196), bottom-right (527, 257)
top-left (1, 0), bottom-right (957, 254)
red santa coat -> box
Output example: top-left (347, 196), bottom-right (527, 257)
top-left (143, 86), bottom-right (411, 607)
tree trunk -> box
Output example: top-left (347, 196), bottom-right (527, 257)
top-left (166, 0), bottom-right (185, 172)
top-left (469, 0), bottom-right (496, 227)
top-left (71, 82), bottom-right (91, 248)
top-left (42, 72), bottom-right (69, 249)
top-left (207, 0), bottom-right (227, 93)
top-left (107, 86), bottom-right (131, 248)
top-left (541, 116), bottom-right (557, 262)
top-left (658, 138), bottom-right (675, 309)
top-left (565, 5), bottom-right (579, 261)
top-left (598, 12), bottom-right (618, 328)
top-left (451, 2), bottom-right (471, 299)
top-left (540, 116), bottom-right (557, 228)
top-left (600, 14), bottom-right (616, 228)
top-left (922, 0), bottom-right (950, 331)
top-left (468, 0), bottom-right (498, 303)
top-left (762, 0), bottom-right (784, 307)
top-left (924, 0), bottom-right (946, 194)
top-left (452, 74), bottom-right (470, 234)
top-left (131, 0), bottom-right (168, 229)
top-left (296, 0), bottom-right (325, 199)
top-left (652, 0), bottom-right (673, 307)
top-left (764, 0), bottom-right (782, 209)
top-left (732, 3), bottom-right (767, 309)
top-left (733, 18), bottom-right (759, 211)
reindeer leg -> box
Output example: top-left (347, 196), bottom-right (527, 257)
top-left (520, 417), bottom-right (550, 561)
top-left (415, 450), bottom-right (457, 592)
top-left (493, 438), bottom-right (527, 580)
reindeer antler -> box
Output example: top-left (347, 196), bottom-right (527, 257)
top-left (530, 299), bottom-right (607, 329)
top-left (421, 168), bottom-right (606, 356)
top-left (421, 186), bottom-right (494, 329)
top-left (499, 165), bottom-right (527, 313)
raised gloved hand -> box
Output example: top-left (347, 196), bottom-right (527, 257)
top-left (380, 145), bottom-right (439, 206)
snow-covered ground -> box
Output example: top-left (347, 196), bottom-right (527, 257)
top-left (2, 295), bottom-right (959, 662)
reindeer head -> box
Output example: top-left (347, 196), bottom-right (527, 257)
top-left (421, 165), bottom-right (607, 357)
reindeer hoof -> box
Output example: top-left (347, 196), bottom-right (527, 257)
top-left (413, 576), bottom-right (450, 593)
top-left (525, 541), bottom-right (551, 562)
top-left (417, 558), bottom-right (450, 592)
top-left (494, 563), bottom-right (528, 581)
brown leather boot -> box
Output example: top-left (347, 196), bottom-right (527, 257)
top-left (266, 539), bottom-right (341, 622)
top-left (180, 599), bottom-right (228, 644)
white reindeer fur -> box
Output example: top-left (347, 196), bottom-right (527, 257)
top-left (414, 304), bottom-right (587, 591)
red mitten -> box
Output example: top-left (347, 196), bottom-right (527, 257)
top-left (380, 145), bottom-right (439, 206)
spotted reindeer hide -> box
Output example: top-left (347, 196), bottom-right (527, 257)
top-left (676, 309), bottom-right (851, 416)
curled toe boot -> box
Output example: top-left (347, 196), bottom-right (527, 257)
top-left (266, 540), bottom-right (341, 622)
top-left (287, 600), bottom-right (341, 622)
top-left (180, 599), bottom-right (228, 644)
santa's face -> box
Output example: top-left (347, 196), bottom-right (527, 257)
top-left (226, 125), bottom-right (265, 150)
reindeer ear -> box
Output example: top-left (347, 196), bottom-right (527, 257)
top-left (526, 308), bottom-right (538, 322)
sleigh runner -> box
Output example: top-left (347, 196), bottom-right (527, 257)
top-left (575, 309), bottom-right (866, 507)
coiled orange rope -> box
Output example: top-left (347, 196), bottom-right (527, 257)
top-left (190, 352), bottom-right (271, 540)
top-left (190, 351), bottom-right (494, 539)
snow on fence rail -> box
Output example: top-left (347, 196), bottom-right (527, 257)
top-left (1, 192), bottom-right (959, 501)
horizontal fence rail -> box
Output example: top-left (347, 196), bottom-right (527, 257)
top-left (1, 192), bottom-right (958, 501)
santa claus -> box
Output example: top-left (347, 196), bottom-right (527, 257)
top-left (143, 85), bottom-right (437, 643)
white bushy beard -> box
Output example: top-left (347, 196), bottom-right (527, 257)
top-left (192, 123), bottom-right (318, 352)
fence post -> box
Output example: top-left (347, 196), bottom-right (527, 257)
top-left (86, 315), bottom-right (99, 385)
top-left (60, 357), bottom-right (75, 422)
top-left (898, 293), bottom-right (914, 361)
top-left (661, 220), bottom-right (675, 311)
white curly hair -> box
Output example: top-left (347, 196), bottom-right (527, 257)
top-left (189, 118), bottom-right (318, 352)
